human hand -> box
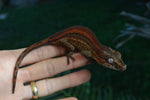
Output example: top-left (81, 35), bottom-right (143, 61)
top-left (0, 45), bottom-right (91, 100)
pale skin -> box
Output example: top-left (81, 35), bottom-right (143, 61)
top-left (0, 45), bottom-right (91, 100)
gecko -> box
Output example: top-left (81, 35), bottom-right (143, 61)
top-left (12, 25), bottom-right (127, 93)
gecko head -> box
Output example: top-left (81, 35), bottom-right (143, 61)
top-left (96, 48), bottom-right (127, 71)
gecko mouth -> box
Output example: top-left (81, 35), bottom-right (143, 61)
top-left (114, 63), bottom-right (127, 71)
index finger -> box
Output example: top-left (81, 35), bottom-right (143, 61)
top-left (10, 45), bottom-right (65, 67)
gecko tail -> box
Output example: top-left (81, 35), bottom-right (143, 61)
top-left (12, 39), bottom-right (51, 94)
top-left (12, 80), bottom-right (16, 94)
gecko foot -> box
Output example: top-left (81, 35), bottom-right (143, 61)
top-left (67, 52), bottom-right (75, 65)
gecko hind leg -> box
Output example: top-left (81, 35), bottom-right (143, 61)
top-left (67, 52), bottom-right (75, 64)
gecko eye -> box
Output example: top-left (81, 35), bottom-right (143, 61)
top-left (108, 58), bottom-right (114, 63)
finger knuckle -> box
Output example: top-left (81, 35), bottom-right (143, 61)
top-left (43, 60), bottom-right (56, 77)
top-left (45, 80), bottom-right (55, 94)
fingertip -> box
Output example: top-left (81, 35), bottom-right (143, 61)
top-left (79, 69), bottom-right (91, 83)
top-left (69, 69), bottom-right (91, 86)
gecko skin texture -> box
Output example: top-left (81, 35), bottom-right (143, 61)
top-left (12, 25), bottom-right (127, 93)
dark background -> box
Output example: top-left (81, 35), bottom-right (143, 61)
top-left (0, 0), bottom-right (150, 100)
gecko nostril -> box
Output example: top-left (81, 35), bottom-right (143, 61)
top-left (122, 64), bottom-right (127, 71)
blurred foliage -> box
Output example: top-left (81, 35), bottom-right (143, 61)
top-left (0, 0), bottom-right (150, 100)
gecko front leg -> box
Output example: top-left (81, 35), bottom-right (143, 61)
top-left (59, 38), bottom-right (76, 64)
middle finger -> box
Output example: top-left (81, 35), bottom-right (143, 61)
top-left (20, 53), bottom-right (88, 83)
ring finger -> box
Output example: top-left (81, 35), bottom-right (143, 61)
top-left (23, 69), bottom-right (91, 100)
